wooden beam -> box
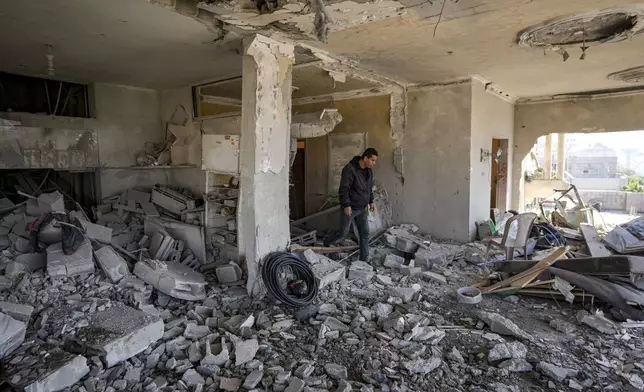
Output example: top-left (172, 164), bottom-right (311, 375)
top-left (481, 247), bottom-right (566, 293)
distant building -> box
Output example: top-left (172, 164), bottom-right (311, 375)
top-left (567, 143), bottom-right (618, 178)
top-left (566, 144), bottom-right (626, 190)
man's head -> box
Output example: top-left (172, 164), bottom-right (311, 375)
top-left (361, 148), bottom-right (378, 168)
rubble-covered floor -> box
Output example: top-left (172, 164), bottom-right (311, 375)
top-left (1, 184), bottom-right (644, 392)
top-left (2, 234), bottom-right (644, 391)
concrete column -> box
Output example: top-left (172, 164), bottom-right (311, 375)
top-left (543, 134), bottom-right (552, 180)
top-left (238, 35), bottom-right (294, 297)
top-left (556, 133), bottom-right (565, 180)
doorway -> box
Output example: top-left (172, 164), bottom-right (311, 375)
top-left (490, 138), bottom-right (509, 213)
top-left (289, 140), bottom-right (306, 220)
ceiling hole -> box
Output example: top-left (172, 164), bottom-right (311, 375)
top-left (518, 9), bottom-right (644, 48)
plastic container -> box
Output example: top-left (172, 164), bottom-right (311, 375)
top-left (457, 287), bottom-right (482, 304)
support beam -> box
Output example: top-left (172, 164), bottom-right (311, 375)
top-left (543, 134), bottom-right (553, 180)
top-left (238, 35), bottom-right (294, 297)
top-left (557, 133), bottom-right (565, 181)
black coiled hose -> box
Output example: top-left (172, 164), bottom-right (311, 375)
top-left (261, 251), bottom-right (318, 308)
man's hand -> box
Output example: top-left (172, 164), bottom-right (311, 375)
top-left (369, 203), bottom-right (376, 212)
top-left (344, 206), bottom-right (352, 216)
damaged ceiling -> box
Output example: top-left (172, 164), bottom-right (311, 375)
top-left (199, 65), bottom-right (379, 101)
top-left (1, 0), bottom-right (644, 98)
top-left (0, 0), bottom-right (243, 88)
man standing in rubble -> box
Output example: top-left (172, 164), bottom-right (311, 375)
top-left (324, 148), bottom-right (378, 262)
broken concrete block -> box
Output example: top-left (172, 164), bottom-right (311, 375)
top-left (390, 285), bottom-right (421, 303)
top-left (234, 338), bottom-right (259, 366)
top-left (302, 248), bottom-right (319, 264)
top-left (324, 363), bottom-right (348, 380)
top-left (38, 191), bottom-right (65, 213)
top-left (216, 262), bottom-right (243, 284)
top-left (94, 246), bottom-right (129, 283)
top-left (68, 303), bottom-right (164, 367)
top-left (243, 369), bottom-right (263, 389)
top-left (0, 301), bottom-right (34, 323)
top-left (478, 311), bottom-right (532, 341)
top-left (0, 236), bottom-right (9, 251)
top-left (580, 313), bottom-right (616, 335)
top-left (375, 274), bottom-right (393, 285)
top-left (5, 261), bottom-right (26, 276)
top-left (0, 276), bottom-right (12, 290)
top-left (488, 342), bottom-right (527, 362)
top-left (182, 369), bottom-right (205, 386)
top-left (403, 357), bottom-right (441, 373)
top-left (134, 259), bottom-right (207, 301)
top-left (0, 312), bottom-right (25, 359)
top-left (15, 252), bottom-right (47, 271)
top-left (311, 258), bottom-right (345, 289)
top-left (285, 378), bottom-right (305, 392)
top-left (537, 362), bottom-right (578, 382)
top-left (4, 342), bottom-right (89, 392)
top-left (219, 377), bottom-right (242, 391)
top-left (499, 359), bottom-right (533, 372)
top-left (420, 271), bottom-right (447, 284)
top-left (9, 233), bottom-right (31, 253)
top-left (81, 220), bottom-right (113, 243)
top-left (348, 261), bottom-right (374, 282)
top-left (384, 254), bottom-right (405, 268)
top-left (47, 239), bottom-right (94, 277)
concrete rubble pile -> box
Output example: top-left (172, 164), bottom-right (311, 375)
top-left (1, 187), bottom-right (644, 391)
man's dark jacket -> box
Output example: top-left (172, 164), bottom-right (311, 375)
top-left (339, 156), bottom-right (373, 209)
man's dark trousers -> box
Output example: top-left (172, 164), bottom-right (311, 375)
top-left (325, 208), bottom-right (369, 261)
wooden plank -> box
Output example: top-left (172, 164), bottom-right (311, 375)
top-left (488, 279), bottom-right (556, 294)
top-left (580, 223), bottom-right (611, 257)
top-left (141, 201), bottom-right (160, 217)
top-left (511, 247), bottom-right (567, 288)
top-left (482, 247), bottom-right (566, 293)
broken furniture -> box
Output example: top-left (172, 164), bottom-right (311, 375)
top-left (485, 212), bottom-right (537, 261)
top-left (151, 185), bottom-right (196, 215)
top-left (539, 185), bottom-right (593, 229)
top-left (133, 258), bottom-right (207, 301)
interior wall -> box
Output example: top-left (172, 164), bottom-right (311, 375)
top-left (94, 83), bottom-right (208, 200)
top-left (296, 95), bottom-right (398, 219)
top-left (92, 83), bottom-right (162, 168)
top-left (470, 79), bottom-right (514, 234)
top-left (512, 93), bottom-right (644, 211)
top-left (403, 83), bottom-right (472, 243)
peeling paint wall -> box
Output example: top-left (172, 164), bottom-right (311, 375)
top-left (470, 79), bottom-right (514, 237)
top-left (238, 35), bottom-right (294, 297)
top-left (512, 93), bottom-right (644, 211)
top-left (0, 113), bottom-right (99, 169)
top-left (403, 83), bottom-right (472, 243)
